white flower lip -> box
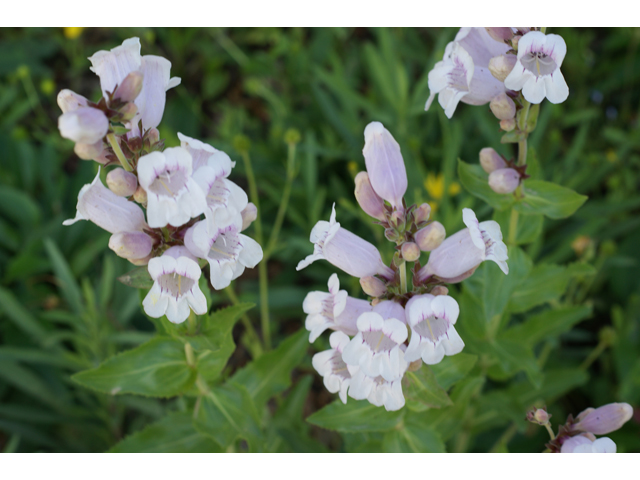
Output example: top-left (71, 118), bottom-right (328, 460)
top-left (312, 331), bottom-right (353, 404)
top-left (462, 208), bottom-right (509, 275)
top-left (348, 369), bottom-right (405, 411)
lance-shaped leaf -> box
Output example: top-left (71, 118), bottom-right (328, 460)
top-left (515, 180), bottom-right (588, 219)
top-left (72, 337), bottom-right (196, 397)
top-left (402, 366), bottom-right (452, 412)
top-left (382, 418), bottom-right (445, 453)
top-left (431, 353), bottom-right (478, 390)
top-left (117, 266), bottom-right (154, 289)
top-left (306, 399), bottom-right (404, 433)
top-left (457, 159), bottom-right (515, 211)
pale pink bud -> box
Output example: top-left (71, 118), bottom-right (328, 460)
top-left (118, 102), bottom-right (138, 122)
top-left (500, 118), bottom-right (516, 132)
top-left (108, 231), bottom-right (153, 260)
top-left (573, 403), bottom-right (633, 435)
top-left (489, 55), bottom-right (517, 82)
top-left (58, 107), bottom-right (109, 145)
top-left (57, 89), bottom-right (88, 113)
top-left (479, 147), bottom-right (507, 174)
top-left (133, 186), bottom-right (147, 204)
top-left (413, 203), bottom-right (431, 225)
top-left (360, 276), bottom-right (387, 298)
top-left (490, 93), bottom-right (516, 120)
top-left (129, 254), bottom-right (153, 266)
top-left (241, 202), bottom-right (258, 231)
top-left (147, 127), bottom-right (160, 145)
top-left (527, 407), bottom-right (551, 425)
top-left (485, 28), bottom-right (514, 43)
top-left (431, 286), bottom-right (449, 296)
top-left (415, 222), bottom-right (446, 252)
top-left (106, 168), bottom-right (138, 197)
top-left (401, 242), bottom-right (421, 262)
top-left (362, 122), bottom-right (407, 209)
top-left (489, 168), bottom-right (520, 194)
top-left (114, 71), bottom-right (143, 102)
top-left (354, 171), bottom-right (386, 221)
top-left (74, 140), bottom-right (104, 161)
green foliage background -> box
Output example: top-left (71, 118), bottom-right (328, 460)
top-left (0, 27), bottom-right (639, 452)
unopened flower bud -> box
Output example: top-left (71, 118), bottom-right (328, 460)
top-left (384, 228), bottom-right (399, 243)
top-left (106, 168), bottom-right (138, 197)
top-left (241, 202), bottom-right (258, 231)
top-left (118, 102), bottom-right (138, 122)
top-left (415, 222), bottom-right (446, 252)
top-left (573, 403), bottom-right (633, 435)
top-left (58, 107), bottom-right (109, 145)
top-left (489, 168), bottom-right (520, 194)
top-left (389, 210), bottom-right (405, 230)
top-left (485, 27), bottom-right (514, 43)
top-left (500, 118), bottom-right (516, 132)
top-left (490, 93), bottom-right (516, 120)
top-left (511, 35), bottom-right (521, 50)
top-left (129, 254), bottom-right (153, 266)
top-left (401, 242), bottom-right (421, 262)
top-left (354, 172), bottom-right (386, 221)
top-left (479, 148), bottom-right (507, 174)
top-left (147, 127), bottom-right (160, 145)
top-left (362, 121), bottom-right (408, 209)
top-left (114, 71), bottom-right (143, 102)
top-left (57, 89), bottom-right (88, 113)
top-left (408, 359), bottom-right (423, 372)
top-left (108, 231), bottom-right (153, 260)
top-left (133, 186), bottom-right (148, 204)
top-left (74, 140), bottom-right (104, 161)
top-left (413, 203), bottom-right (431, 225)
top-left (360, 276), bottom-right (387, 298)
top-left (489, 54), bottom-right (517, 82)
top-left (527, 407), bottom-right (551, 425)
top-left (431, 285), bottom-right (449, 296)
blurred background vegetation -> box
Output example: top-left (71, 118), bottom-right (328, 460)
top-left (0, 27), bottom-right (639, 452)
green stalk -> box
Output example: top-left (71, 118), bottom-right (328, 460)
top-left (399, 262), bottom-right (407, 294)
top-left (225, 286), bottom-right (263, 358)
top-left (107, 133), bottom-right (133, 171)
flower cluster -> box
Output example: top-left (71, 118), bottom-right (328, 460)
top-left (528, 403), bottom-right (634, 453)
top-left (300, 122), bottom-right (508, 411)
top-left (59, 38), bottom-right (262, 324)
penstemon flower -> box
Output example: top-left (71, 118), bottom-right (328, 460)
top-left (312, 331), bottom-right (354, 404)
top-left (561, 436), bottom-right (616, 454)
top-left (348, 369), bottom-right (405, 411)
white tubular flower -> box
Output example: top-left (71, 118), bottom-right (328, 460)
top-left (418, 208), bottom-right (508, 283)
top-left (184, 221), bottom-right (263, 290)
top-left (137, 147), bottom-right (207, 228)
top-left (63, 169), bottom-right (147, 234)
top-left (89, 38), bottom-right (142, 99)
top-left (303, 273), bottom-right (372, 342)
top-left (296, 204), bottom-right (394, 280)
top-left (57, 89), bottom-right (89, 113)
top-left (362, 122), bottom-right (407, 209)
top-left (312, 331), bottom-right (354, 404)
top-left (142, 246), bottom-right (207, 324)
top-left (561, 436), bottom-right (617, 454)
top-left (178, 132), bottom-right (234, 171)
top-left (342, 301), bottom-right (408, 382)
top-left (405, 294), bottom-right (464, 365)
top-left (504, 31), bottom-right (569, 104)
top-left (348, 369), bottom-right (405, 412)
top-left (426, 27), bottom-right (511, 118)
top-left (572, 403), bottom-right (634, 435)
top-left (58, 107), bottom-right (109, 145)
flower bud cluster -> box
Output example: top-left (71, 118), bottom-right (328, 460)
top-left (300, 122), bottom-right (509, 410)
top-left (478, 147), bottom-right (529, 195)
top-left (59, 38), bottom-right (263, 324)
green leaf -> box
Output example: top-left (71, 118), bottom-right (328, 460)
top-left (382, 420), bottom-right (445, 453)
top-left (117, 266), bottom-right (154, 289)
top-left (306, 399), bottom-right (403, 433)
top-left (457, 159), bottom-right (515, 211)
top-left (501, 130), bottom-right (526, 144)
top-left (0, 185), bottom-right (40, 226)
top-left (515, 180), bottom-right (588, 219)
top-left (0, 287), bottom-right (48, 342)
top-left (501, 305), bottom-right (593, 346)
top-left (402, 366), bottom-right (452, 412)
top-left (43, 238), bottom-right (83, 315)
top-left (230, 329), bottom-right (308, 409)
top-left (72, 337), bottom-right (196, 397)
top-left (194, 384), bottom-right (262, 451)
top-left (431, 353), bottom-right (478, 390)
top-left (483, 339), bottom-right (543, 388)
top-left (109, 412), bottom-right (222, 453)
top-left (493, 209), bottom-right (543, 245)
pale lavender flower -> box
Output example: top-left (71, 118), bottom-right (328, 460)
top-left (504, 31), bottom-right (569, 104)
top-left (108, 231), bottom-right (153, 261)
top-left (312, 331), bottom-right (354, 404)
top-left (572, 403), bottom-right (634, 435)
top-left (354, 171), bottom-right (386, 221)
top-left (348, 369), bottom-right (405, 412)
top-left (479, 147), bottom-right (507, 173)
top-left (137, 147), bottom-right (208, 228)
top-left (63, 169), bottom-right (147, 234)
top-left (58, 107), bottom-right (109, 145)
top-left (106, 168), bottom-right (138, 197)
top-left (362, 122), bottom-right (407, 209)
top-left (184, 221), bottom-right (263, 290)
top-left (57, 89), bottom-right (89, 113)
top-left (303, 273), bottom-right (372, 342)
top-left (415, 222), bottom-right (446, 252)
top-left (142, 246), bottom-right (207, 324)
top-left (561, 436), bottom-right (616, 454)
top-left (404, 294), bottom-right (464, 365)
top-left (488, 168), bottom-right (520, 194)
top-left (418, 208), bottom-right (508, 283)
top-left (296, 204), bottom-right (394, 279)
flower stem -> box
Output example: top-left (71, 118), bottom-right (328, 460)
top-left (544, 423), bottom-right (556, 440)
top-left (225, 285), bottom-right (264, 358)
top-left (400, 261), bottom-right (407, 294)
top-left (184, 342), bottom-right (196, 368)
top-left (240, 150), bottom-right (271, 350)
top-left (107, 133), bottom-right (133, 171)
top-left (508, 206), bottom-right (519, 246)
top-left (187, 311), bottom-right (197, 336)
top-left (580, 338), bottom-right (608, 371)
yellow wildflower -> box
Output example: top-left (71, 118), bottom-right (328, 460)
top-left (424, 172), bottom-right (461, 200)
top-left (63, 27), bottom-right (84, 40)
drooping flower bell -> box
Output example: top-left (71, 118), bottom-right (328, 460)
top-left (312, 331), bottom-right (355, 404)
top-left (404, 294), bottom-right (464, 365)
top-left (142, 246), bottom-right (208, 324)
top-left (137, 147), bottom-right (208, 228)
top-left (418, 208), bottom-right (508, 283)
top-left (296, 204), bottom-right (394, 279)
top-left (504, 31), bottom-right (569, 104)
top-left (348, 368), bottom-right (405, 412)
top-left (303, 274), bottom-right (372, 342)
